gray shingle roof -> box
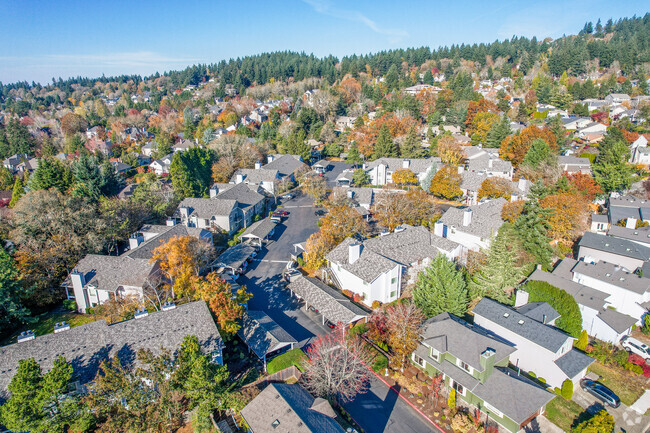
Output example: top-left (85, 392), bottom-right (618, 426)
top-left (460, 171), bottom-right (487, 191)
top-left (231, 168), bottom-right (280, 184)
top-left (331, 187), bottom-right (373, 206)
top-left (0, 301), bottom-right (222, 399)
top-left (240, 383), bottom-right (344, 433)
top-left (366, 157), bottom-right (439, 174)
top-left (419, 313), bottom-right (516, 372)
top-left (472, 298), bottom-right (571, 352)
top-left (67, 254), bottom-right (156, 292)
top-left (215, 182), bottom-right (265, 212)
top-left (515, 302), bottom-right (560, 324)
top-left (467, 155), bottom-right (512, 174)
top-left (287, 276), bottom-right (367, 324)
top-left (237, 311), bottom-right (297, 359)
top-left (439, 198), bottom-right (506, 239)
top-left (607, 225), bottom-right (650, 245)
top-left (529, 266), bottom-right (608, 311)
top-left (264, 155), bottom-right (307, 177)
top-left (597, 308), bottom-right (638, 333)
top-left (215, 243), bottom-right (257, 270)
top-left (591, 214), bottom-right (609, 224)
top-left (178, 197), bottom-right (238, 219)
top-left (472, 368), bottom-right (554, 425)
top-left (571, 260), bottom-right (650, 295)
top-left (126, 224), bottom-right (209, 260)
top-left (554, 349), bottom-right (595, 379)
top-left (241, 218), bottom-right (277, 240)
top-left (578, 231), bottom-right (650, 262)
top-left (326, 225), bottom-right (453, 284)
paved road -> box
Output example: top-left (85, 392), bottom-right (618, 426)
top-left (241, 192), bottom-right (438, 433)
top-left (240, 193), bottom-right (329, 347)
top-left (343, 376), bottom-right (437, 433)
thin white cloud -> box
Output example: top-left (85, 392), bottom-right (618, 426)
top-left (301, 0), bottom-right (408, 43)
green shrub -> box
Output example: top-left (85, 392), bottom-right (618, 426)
top-left (63, 299), bottom-right (77, 311)
top-left (377, 341), bottom-right (389, 352)
top-left (572, 409), bottom-right (615, 433)
top-left (580, 152), bottom-right (597, 164)
top-left (350, 322), bottom-right (368, 336)
top-left (524, 281), bottom-right (582, 337)
top-left (529, 371), bottom-right (537, 378)
top-left (612, 349), bottom-right (628, 367)
top-left (575, 330), bottom-right (589, 350)
top-left (554, 387), bottom-right (561, 395)
top-left (538, 377), bottom-right (546, 384)
top-left (631, 364), bottom-right (644, 375)
top-left (561, 379), bottom-right (573, 400)
top-left (372, 354), bottom-right (388, 372)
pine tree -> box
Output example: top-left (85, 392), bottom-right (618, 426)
top-left (514, 201), bottom-right (553, 267)
top-left (346, 143), bottom-right (363, 166)
top-left (100, 160), bottom-right (122, 197)
top-left (374, 124), bottom-right (397, 158)
top-left (72, 154), bottom-right (103, 201)
top-left (485, 115), bottom-right (511, 148)
top-left (400, 125), bottom-right (422, 158)
top-left (413, 254), bottom-right (468, 317)
top-left (9, 177), bottom-right (24, 208)
top-left (423, 69), bottom-right (434, 85)
top-left (469, 228), bottom-right (523, 303)
top-left (30, 158), bottom-right (71, 192)
top-left (593, 128), bottom-right (633, 193)
top-left (0, 247), bottom-right (29, 334)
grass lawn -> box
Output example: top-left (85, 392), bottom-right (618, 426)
top-left (1, 310), bottom-right (95, 346)
top-left (589, 362), bottom-right (648, 406)
top-left (266, 348), bottom-right (307, 374)
top-left (545, 396), bottom-right (587, 432)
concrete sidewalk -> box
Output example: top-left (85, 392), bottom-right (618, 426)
top-left (630, 390), bottom-right (650, 415)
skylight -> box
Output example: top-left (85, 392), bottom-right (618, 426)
top-left (518, 320), bottom-right (525, 325)
top-left (272, 419), bottom-right (280, 428)
top-left (503, 313), bottom-right (510, 318)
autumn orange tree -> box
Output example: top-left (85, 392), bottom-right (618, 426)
top-left (563, 173), bottom-right (602, 201)
top-left (150, 236), bottom-right (215, 299)
top-left (478, 177), bottom-right (514, 200)
top-left (304, 205), bottom-right (369, 272)
top-left (191, 272), bottom-right (251, 334)
top-left (436, 135), bottom-right (464, 166)
top-left (391, 168), bottom-right (418, 187)
top-left (539, 193), bottom-right (590, 242)
top-left (348, 113), bottom-right (417, 158)
top-left (373, 190), bottom-right (440, 230)
top-left (501, 200), bottom-right (525, 223)
top-left (500, 125), bottom-right (557, 166)
top-left (429, 166), bottom-right (462, 200)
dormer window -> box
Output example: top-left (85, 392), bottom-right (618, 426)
top-left (430, 347), bottom-right (439, 361)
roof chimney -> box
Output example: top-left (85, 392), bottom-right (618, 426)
top-left (488, 158), bottom-right (493, 168)
top-left (463, 208), bottom-right (473, 226)
top-left (236, 173), bottom-right (244, 184)
top-left (267, 155), bottom-right (274, 164)
top-left (458, 165), bottom-right (465, 174)
top-left (255, 161), bottom-right (261, 170)
top-left (434, 220), bottom-right (444, 237)
top-left (166, 218), bottom-right (177, 226)
top-left (129, 232), bottom-right (144, 250)
top-left (346, 190), bottom-right (354, 199)
top-left (348, 242), bottom-right (362, 264)
top-left (402, 159), bottom-right (410, 169)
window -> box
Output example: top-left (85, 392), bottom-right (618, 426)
top-left (430, 347), bottom-right (439, 361)
top-left (391, 277), bottom-right (397, 285)
top-left (452, 380), bottom-right (466, 396)
top-left (413, 354), bottom-right (425, 367)
top-left (390, 290), bottom-right (397, 298)
top-left (457, 359), bottom-right (472, 374)
top-left (272, 419), bottom-right (280, 428)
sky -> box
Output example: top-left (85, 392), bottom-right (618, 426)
top-left (0, 0), bottom-right (647, 84)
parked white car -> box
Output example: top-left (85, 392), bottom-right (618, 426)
top-left (621, 336), bottom-right (650, 362)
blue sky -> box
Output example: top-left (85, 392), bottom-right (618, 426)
top-left (0, 0), bottom-right (646, 84)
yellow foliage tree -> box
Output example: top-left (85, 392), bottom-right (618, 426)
top-left (540, 193), bottom-right (590, 242)
top-left (391, 169), bottom-right (418, 187)
top-left (192, 272), bottom-right (252, 334)
top-left (429, 166), bottom-right (462, 200)
top-left (478, 177), bottom-right (514, 200)
top-left (436, 135), bottom-right (464, 166)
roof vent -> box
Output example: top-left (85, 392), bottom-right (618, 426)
top-left (606, 273), bottom-right (611, 277)
top-left (518, 320), bottom-right (525, 325)
top-left (161, 301), bottom-right (176, 311)
top-left (54, 322), bottom-right (70, 333)
top-left (134, 309), bottom-right (149, 320)
top-left (17, 330), bottom-right (35, 343)
top-left (503, 313), bottom-right (510, 318)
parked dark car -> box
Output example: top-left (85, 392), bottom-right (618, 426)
top-left (580, 379), bottom-right (620, 408)
top-left (314, 209), bottom-right (326, 216)
top-left (273, 211), bottom-right (289, 216)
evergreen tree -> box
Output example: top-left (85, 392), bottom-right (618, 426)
top-left (514, 201), bottom-right (553, 267)
top-left (423, 69), bottom-right (434, 85)
top-left (352, 168), bottom-right (370, 186)
top-left (0, 246), bottom-right (29, 334)
top-left (374, 124), bottom-right (398, 158)
top-left (30, 158), bottom-right (71, 192)
top-left (170, 147), bottom-right (214, 198)
top-left (413, 254), bottom-right (468, 317)
top-left (0, 166), bottom-right (14, 190)
top-left (72, 154), bottom-right (103, 201)
top-left (9, 176), bottom-right (24, 208)
top-left (522, 138), bottom-right (554, 168)
top-left (385, 65), bottom-right (399, 92)
top-left (100, 160), bottom-right (122, 197)
top-left (593, 128), bottom-right (633, 193)
top-left (346, 143), bottom-right (363, 166)
top-left (469, 227), bottom-right (523, 303)
top-left (400, 125), bottom-right (422, 158)
top-left (485, 115), bottom-right (511, 148)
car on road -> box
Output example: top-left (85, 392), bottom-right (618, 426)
top-left (314, 209), bottom-right (327, 216)
top-left (281, 194), bottom-right (293, 199)
top-left (621, 336), bottom-right (650, 362)
top-left (273, 211), bottom-right (289, 216)
top-left (580, 379), bottom-right (621, 408)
